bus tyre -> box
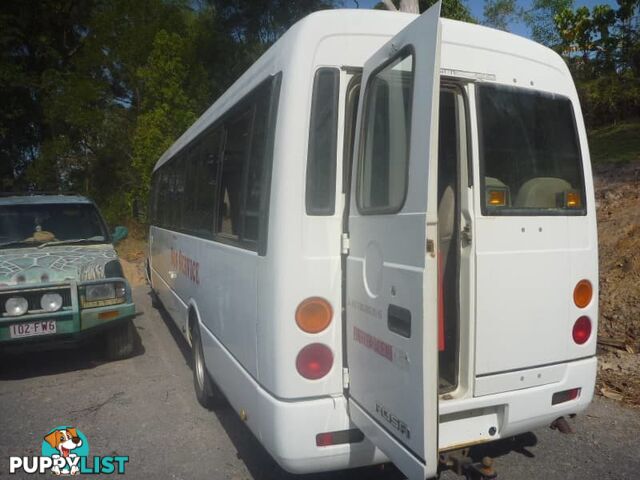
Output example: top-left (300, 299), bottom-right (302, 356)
top-left (192, 324), bottom-right (217, 409)
top-left (105, 319), bottom-right (135, 360)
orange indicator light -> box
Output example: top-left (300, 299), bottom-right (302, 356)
top-left (487, 189), bottom-right (506, 206)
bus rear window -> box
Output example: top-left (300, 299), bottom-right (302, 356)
top-left (306, 68), bottom-right (339, 216)
top-left (477, 85), bottom-right (586, 215)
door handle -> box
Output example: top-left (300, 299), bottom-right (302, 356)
top-left (388, 304), bottom-right (411, 338)
top-left (168, 271), bottom-right (177, 280)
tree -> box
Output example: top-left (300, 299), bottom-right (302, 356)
top-left (523, 0), bottom-right (574, 46)
top-left (483, 0), bottom-right (518, 31)
top-left (208, 0), bottom-right (337, 44)
top-left (130, 30), bottom-right (198, 215)
top-left (380, 0), bottom-right (419, 13)
top-left (0, 0), bottom-right (97, 190)
top-left (554, 0), bottom-right (640, 126)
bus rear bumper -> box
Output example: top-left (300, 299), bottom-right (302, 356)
top-left (439, 356), bottom-right (597, 451)
top-left (198, 321), bottom-right (388, 474)
top-left (262, 394), bottom-right (389, 474)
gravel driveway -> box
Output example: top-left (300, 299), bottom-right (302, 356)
top-left (1, 286), bottom-right (638, 479)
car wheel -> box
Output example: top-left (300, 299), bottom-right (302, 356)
top-left (105, 319), bottom-right (135, 360)
top-left (192, 323), bottom-right (218, 409)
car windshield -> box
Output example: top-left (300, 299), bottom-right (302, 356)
top-left (477, 84), bottom-right (586, 215)
top-left (0, 203), bottom-right (108, 248)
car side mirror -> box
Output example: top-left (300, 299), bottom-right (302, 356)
top-left (111, 226), bottom-right (128, 245)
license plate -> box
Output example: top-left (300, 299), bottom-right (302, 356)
top-left (9, 320), bottom-right (57, 339)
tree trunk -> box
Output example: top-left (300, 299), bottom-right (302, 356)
top-left (381, 0), bottom-right (419, 13)
top-left (399, 0), bottom-right (419, 14)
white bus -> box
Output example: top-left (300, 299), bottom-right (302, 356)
top-left (147, 4), bottom-right (598, 479)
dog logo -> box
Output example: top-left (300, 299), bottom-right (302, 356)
top-left (43, 427), bottom-right (87, 475)
top-left (8, 425), bottom-right (128, 475)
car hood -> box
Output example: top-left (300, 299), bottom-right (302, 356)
top-left (0, 244), bottom-right (119, 287)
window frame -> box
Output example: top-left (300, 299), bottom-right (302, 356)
top-left (356, 46), bottom-right (416, 216)
top-left (476, 83), bottom-right (587, 217)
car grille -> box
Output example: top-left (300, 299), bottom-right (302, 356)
top-left (0, 287), bottom-right (73, 316)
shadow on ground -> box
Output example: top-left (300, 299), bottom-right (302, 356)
top-left (0, 321), bottom-right (145, 380)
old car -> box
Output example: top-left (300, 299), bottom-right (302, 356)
top-left (0, 193), bottom-right (136, 359)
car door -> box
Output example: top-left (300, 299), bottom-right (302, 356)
top-left (345, 3), bottom-right (442, 480)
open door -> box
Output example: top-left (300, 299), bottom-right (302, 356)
top-left (346, 3), bottom-right (441, 480)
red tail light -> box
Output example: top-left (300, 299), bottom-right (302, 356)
top-left (296, 343), bottom-right (333, 380)
top-left (316, 429), bottom-right (365, 447)
top-left (572, 316), bottom-right (592, 345)
top-left (552, 388), bottom-right (581, 405)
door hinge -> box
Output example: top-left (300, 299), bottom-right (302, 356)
top-left (341, 233), bottom-right (350, 255)
top-left (461, 224), bottom-right (472, 247)
top-left (426, 238), bottom-right (436, 257)
top-left (342, 367), bottom-right (350, 389)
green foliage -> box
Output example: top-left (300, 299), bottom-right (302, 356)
top-left (588, 119), bottom-right (640, 163)
top-left (131, 30), bottom-right (198, 212)
top-left (523, 0), bottom-right (574, 46)
top-left (554, 1), bottom-right (640, 127)
top-left (435, 0), bottom-right (475, 22)
top-left (483, 0), bottom-right (518, 31)
top-left (578, 73), bottom-right (640, 127)
top-left (1, 0), bottom-right (337, 222)
top-left (209, 0), bottom-right (337, 43)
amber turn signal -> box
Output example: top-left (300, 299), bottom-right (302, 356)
top-left (487, 189), bottom-right (507, 206)
top-left (566, 191), bottom-right (581, 208)
top-left (296, 297), bottom-right (332, 334)
top-left (99, 310), bottom-right (120, 320)
top-left (573, 280), bottom-right (592, 308)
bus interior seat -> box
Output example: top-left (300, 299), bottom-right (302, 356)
top-left (485, 176), bottom-right (507, 189)
top-left (515, 177), bottom-right (572, 208)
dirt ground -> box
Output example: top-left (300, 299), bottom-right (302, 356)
top-left (117, 163), bottom-right (640, 408)
top-left (115, 222), bottom-right (147, 287)
top-left (593, 161), bottom-right (640, 407)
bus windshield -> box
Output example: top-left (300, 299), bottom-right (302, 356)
top-left (477, 84), bottom-right (586, 215)
top-left (0, 203), bottom-right (108, 248)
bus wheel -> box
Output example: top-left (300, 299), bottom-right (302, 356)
top-left (105, 319), bottom-right (135, 360)
top-left (192, 323), bottom-right (217, 409)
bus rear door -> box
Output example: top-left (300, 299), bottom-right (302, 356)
top-left (345, 3), bottom-right (442, 479)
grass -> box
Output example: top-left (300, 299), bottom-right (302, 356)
top-left (588, 119), bottom-right (640, 164)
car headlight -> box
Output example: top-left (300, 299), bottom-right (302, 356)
top-left (41, 293), bottom-right (63, 312)
top-left (85, 283), bottom-right (116, 302)
top-left (81, 281), bottom-right (127, 308)
top-left (5, 297), bottom-right (28, 316)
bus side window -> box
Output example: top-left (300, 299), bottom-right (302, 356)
top-left (243, 91), bottom-right (271, 241)
top-left (196, 129), bottom-right (221, 237)
top-left (216, 80), bottom-right (277, 244)
top-left (219, 110), bottom-right (252, 239)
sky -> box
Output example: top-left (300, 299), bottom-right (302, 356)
top-left (343, 0), bottom-right (618, 38)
